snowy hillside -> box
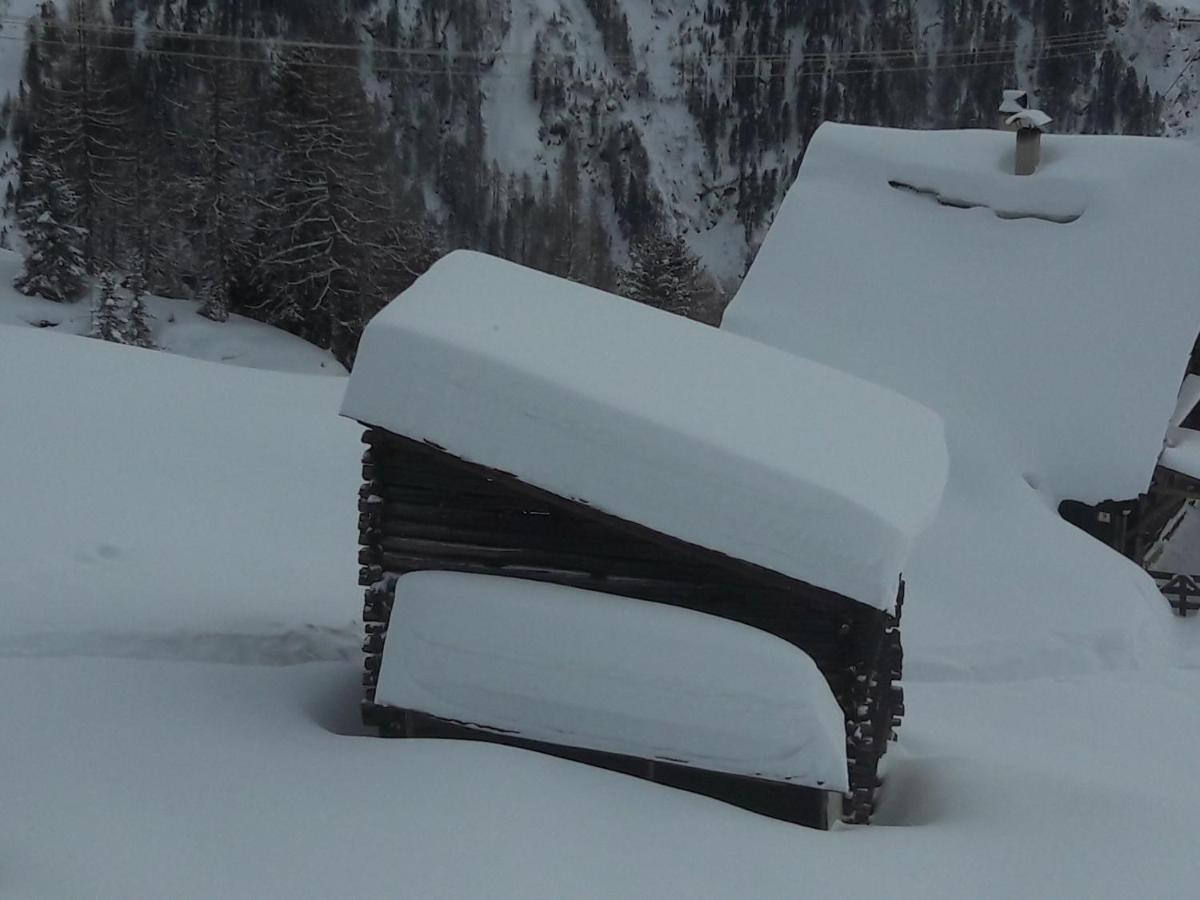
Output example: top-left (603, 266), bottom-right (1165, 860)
top-left (0, 0), bottom-right (1193, 300)
top-left (0, 250), bottom-right (344, 374)
top-left (5, 309), bottom-right (1200, 896)
top-left (0, 325), bottom-right (359, 655)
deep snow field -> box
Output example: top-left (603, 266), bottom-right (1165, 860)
top-left (4, 299), bottom-right (1200, 897)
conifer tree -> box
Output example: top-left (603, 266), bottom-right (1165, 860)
top-left (89, 271), bottom-right (126, 342)
top-left (36, 0), bottom-right (132, 273)
top-left (185, 28), bottom-right (254, 323)
top-left (252, 30), bottom-right (396, 366)
top-left (548, 136), bottom-right (583, 278)
top-left (13, 155), bottom-right (87, 302)
top-left (125, 254), bottom-right (153, 348)
top-left (618, 228), bottom-right (703, 318)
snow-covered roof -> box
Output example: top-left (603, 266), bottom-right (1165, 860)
top-left (722, 123), bottom-right (1196, 674)
top-left (343, 250), bottom-right (948, 611)
top-left (725, 123), bottom-right (1200, 505)
top-left (1007, 109), bottom-right (1053, 130)
top-left (375, 572), bottom-right (850, 791)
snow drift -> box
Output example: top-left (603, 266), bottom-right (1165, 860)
top-left (377, 572), bottom-right (849, 790)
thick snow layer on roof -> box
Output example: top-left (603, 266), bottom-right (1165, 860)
top-left (725, 123), bottom-right (1200, 505)
top-left (722, 124), bottom-right (1185, 674)
top-left (375, 572), bottom-right (849, 790)
top-left (342, 251), bottom-right (948, 610)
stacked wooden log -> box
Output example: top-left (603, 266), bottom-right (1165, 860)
top-left (356, 426), bottom-right (904, 826)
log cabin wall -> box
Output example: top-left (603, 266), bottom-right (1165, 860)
top-left (356, 425), bottom-right (902, 825)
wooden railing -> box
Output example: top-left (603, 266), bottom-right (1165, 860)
top-left (1148, 571), bottom-right (1200, 617)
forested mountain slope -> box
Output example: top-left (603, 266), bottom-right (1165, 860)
top-left (3, 0), bottom-right (1194, 363)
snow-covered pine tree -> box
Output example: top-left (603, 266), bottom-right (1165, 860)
top-left (182, 23), bottom-right (256, 323)
top-left (547, 136), bottom-right (583, 279)
top-left (618, 228), bottom-right (703, 318)
top-left (253, 33), bottom-right (392, 366)
top-left (125, 255), bottom-right (154, 348)
top-left (373, 218), bottom-right (442, 305)
top-left (586, 191), bottom-right (615, 291)
top-left (41, 1), bottom-right (131, 273)
top-left (89, 271), bottom-right (127, 343)
top-left (13, 155), bottom-right (87, 302)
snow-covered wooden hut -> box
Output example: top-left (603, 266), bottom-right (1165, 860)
top-left (722, 123), bottom-right (1200, 648)
top-left (342, 250), bottom-right (948, 827)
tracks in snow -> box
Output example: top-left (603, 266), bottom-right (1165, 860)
top-left (0, 624), bottom-right (360, 666)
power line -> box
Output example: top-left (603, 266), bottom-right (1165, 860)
top-left (0, 29), bottom-right (1107, 82)
top-left (0, 13), bottom-right (1110, 68)
top-left (1164, 40), bottom-right (1200, 99)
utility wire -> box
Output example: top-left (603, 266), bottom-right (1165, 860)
top-left (1164, 45), bottom-right (1200, 98)
top-left (0, 30), bottom-right (1107, 81)
top-left (0, 13), bottom-right (1111, 67)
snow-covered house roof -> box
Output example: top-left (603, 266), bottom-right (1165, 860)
top-left (722, 123), bottom-right (1200, 675)
top-left (343, 250), bottom-right (948, 611)
top-left (725, 123), bottom-right (1200, 505)
top-left (375, 572), bottom-right (850, 790)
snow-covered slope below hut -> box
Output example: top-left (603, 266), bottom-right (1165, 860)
top-left (0, 324), bottom-right (360, 658)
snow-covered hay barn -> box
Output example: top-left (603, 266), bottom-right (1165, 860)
top-left (342, 250), bottom-right (948, 827)
top-left (723, 123), bottom-right (1200, 673)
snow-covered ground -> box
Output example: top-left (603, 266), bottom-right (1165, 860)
top-left (0, 325), bottom-right (360, 655)
top-left (4, 300), bottom-right (1200, 896)
top-left (6, 657), bottom-right (1200, 898)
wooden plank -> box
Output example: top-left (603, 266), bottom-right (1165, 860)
top-left (362, 426), bottom-right (892, 622)
top-left (374, 519), bottom-right (676, 563)
top-left (376, 536), bottom-right (738, 582)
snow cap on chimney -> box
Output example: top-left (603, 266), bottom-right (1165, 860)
top-left (1006, 108), bottom-right (1053, 132)
top-left (999, 89), bottom-right (1028, 113)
